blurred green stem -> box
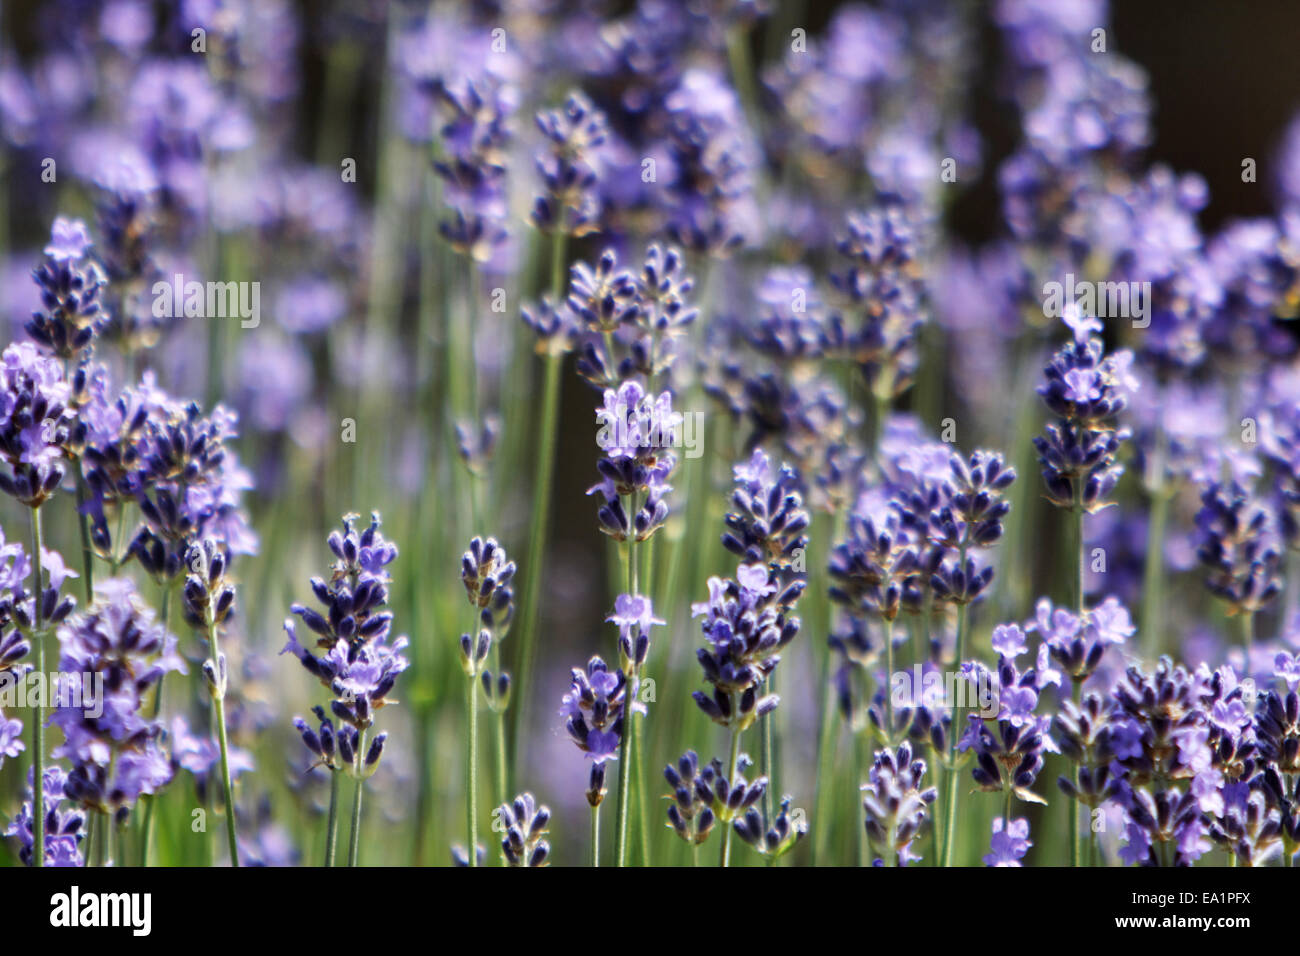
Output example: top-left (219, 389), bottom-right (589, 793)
top-left (207, 614), bottom-right (240, 867)
top-left (138, 585), bottom-right (172, 865)
top-left (940, 591), bottom-right (969, 867)
top-left (1140, 424), bottom-right (1169, 659)
top-left (1238, 612), bottom-right (1254, 668)
top-left (719, 726), bottom-right (742, 867)
top-left (513, 229), bottom-right (568, 767)
top-left (347, 730), bottom-right (367, 867)
top-left (466, 675), bottom-right (479, 867)
top-left (324, 770), bottom-right (340, 867)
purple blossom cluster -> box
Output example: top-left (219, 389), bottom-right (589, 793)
top-left (7, 0), bottom-right (1300, 878)
top-left (51, 577), bottom-right (183, 816)
top-left (283, 513), bottom-right (406, 771)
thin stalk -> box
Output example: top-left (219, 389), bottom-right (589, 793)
top-left (725, 26), bottom-right (762, 142)
top-left (324, 769), bottom-right (341, 867)
top-left (30, 505), bottom-right (45, 867)
top-left (110, 504), bottom-right (127, 575)
top-left (760, 673), bottom-right (775, 826)
top-left (811, 509), bottom-right (846, 865)
top-left (84, 813), bottom-right (95, 868)
top-left (73, 471), bottom-right (94, 602)
top-left (207, 616), bottom-right (240, 867)
top-left (1070, 800), bottom-right (1084, 868)
top-left (1140, 423), bottom-right (1170, 659)
top-left (615, 504), bottom-right (638, 867)
top-left (940, 596), bottom-right (969, 867)
top-left (1238, 612), bottom-right (1254, 672)
top-left (466, 676), bottom-right (479, 866)
top-left (489, 639), bottom-right (508, 805)
top-left (512, 347), bottom-right (563, 762)
top-left (632, 715), bottom-right (650, 865)
top-left (883, 617), bottom-right (896, 738)
top-left (591, 804), bottom-right (601, 867)
top-left (719, 726), bottom-right (742, 867)
top-left (811, 683), bottom-right (840, 865)
top-left (92, 810), bottom-right (109, 867)
top-left (347, 731), bottom-right (366, 867)
top-left (1072, 490), bottom-right (1086, 615)
top-left (614, 698), bottom-right (635, 867)
top-left (138, 585), bottom-right (172, 866)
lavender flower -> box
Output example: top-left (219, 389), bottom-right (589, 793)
top-left (723, 448), bottom-right (810, 569)
top-left (661, 68), bottom-right (758, 255)
top-left (861, 741), bottom-right (937, 866)
top-left (664, 750), bottom-right (717, 846)
top-left (0, 342), bottom-right (74, 507)
top-left (569, 244), bottom-right (698, 387)
top-left (27, 217), bottom-right (105, 359)
top-left (589, 380), bottom-right (681, 542)
top-left (432, 76), bottom-right (514, 262)
top-left (983, 817), bottom-right (1032, 867)
top-left (531, 91), bottom-right (609, 237)
top-left (1111, 658), bottom-right (1213, 865)
top-left (1033, 312), bottom-right (1136, 513)
top-left (498, 792), bottom-right (551, 867)
top-left (4, 766), bottom-right (85, 867)
top-left (692, 563), bottom-right (803, 731)
top-left (51, 578), bottom-right (183, 816)
top-left (958, 638), bottom-right (1054, 806)
top-left (829, 205), bottom-right (929, 401)
top-left (734, 794), bottom-right (806, 861)
top-left (560, 656), bottom-right (633, 806)
top-left (1028, 595), bottom-right (1133, 686)
top-left (460, 535), bottom-right (516, 633)
top-left (1195, 481), bottom-right (1283, 617)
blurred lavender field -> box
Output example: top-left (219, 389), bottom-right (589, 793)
top-left (2, 0), bottom-right (1300, 870)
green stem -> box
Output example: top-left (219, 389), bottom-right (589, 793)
top-left (512, 351), bottom-right (562, 765)
top-left (138, 585), bottom-right (172, 867)
top-left (30, 505), bottom-right (45, 867)
top-left (614, 697), bottom-right (635, 867)
top-left (725, 26), bottom-right (762, 142)
top-left (207, 616), bottom-right (240, 867)
top-left (73, 472), bottom-right (94, 602)
top-left (110, 504), bottom-right (127, 575)
top-left (591, 804), bottom-right (601, 867)
top-left (884, 617), bottom-right (896, 739)
top-left (92, 810), bottom-right (109, 867)
top-left (1072, 487), bottom-right (1086, 615)
top-left (1238, 612), bottom-right (1254, 670)
top-left (1071, 797), bottom-right (1084, 868)
top-left (811, 682), bottom-right (840, 865)
top-left (760, 672), bottom-right (775, 826)
top-left (324, 769), bottom-right (341, 867)
top-left (490, 642), bottom-right (508, 805)
top-left (719, 726), bottom-right (742, 867)
top-left (1140, 425), bottom-right (1170, 659)
top-left (347, 731), bottom-right (366, 867)
top-left (940, 597), bottom-right (969, 867)
top-left (466, 675), bottom-right (479, 867)
top-left (632, 713), bottom-right (649, 866)
top-left (83, 813), bottom-right (95, 868)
